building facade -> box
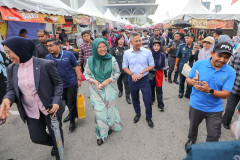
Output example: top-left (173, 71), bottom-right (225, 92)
top-left (103, 0), bottom-right (158, 25)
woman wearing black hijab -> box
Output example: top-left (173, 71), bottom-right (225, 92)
top-left (0, 37), bottom-right (64, 160)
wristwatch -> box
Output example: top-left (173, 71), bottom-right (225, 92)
top-left (209, 89), bottom-right (214, 94)
top-left (130, 72), bottom-right (134, 76)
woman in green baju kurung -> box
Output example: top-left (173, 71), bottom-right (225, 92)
top-left (84, 38), bottom-right (122, 145)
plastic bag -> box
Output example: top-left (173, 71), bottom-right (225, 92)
top-left (181, 61), bottom-right (191, 77)
top-left (76, 88), bottom-right (86, 119)
top-left (231, 115), bottom-right (240, 140)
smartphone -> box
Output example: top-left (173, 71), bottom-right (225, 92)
top-left (195, 70), bottom-right (199, 80)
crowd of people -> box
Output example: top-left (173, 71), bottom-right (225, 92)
top-left (0, 26), bottom-right (240, 159)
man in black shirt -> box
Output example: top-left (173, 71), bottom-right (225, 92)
top-left (59, 29), bottom-right (68, 44)
top-left (148, 27), bottom-right (166, 53)
top-left (35, 30), bottom-right (49, 59)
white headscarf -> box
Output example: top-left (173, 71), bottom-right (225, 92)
top-left (198, 36), bottom-right (215, 60)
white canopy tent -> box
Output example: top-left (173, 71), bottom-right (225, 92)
top-left (116, 14), bottom-right (124, 24)
top-left (104, 8), bottom-right (116, 22)
top-left (141, 22), bottom-right (151, 28)
top-left (0, 0), bottom-right (80, 16)
top-left (76, 0), bottom-right (104, 18)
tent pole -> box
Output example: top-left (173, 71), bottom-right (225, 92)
top-left (52, 24), bottom-right (56, 38)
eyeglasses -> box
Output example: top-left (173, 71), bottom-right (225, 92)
top-left (203, 41), bottom-right (212, 44)
top-left (46, 44), bottom-right (56, 48)
top-left (97, 46), bottom-right (107, 50)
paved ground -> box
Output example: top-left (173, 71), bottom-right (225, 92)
top-left (0, 80), bottom-right (238, 160)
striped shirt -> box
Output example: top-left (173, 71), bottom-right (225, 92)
top-left (78, 42), bottom-right (92, 67)
top-left (229, 52), bottom-right (240, 96)
top-left (141, 35), bottom-right (150, 48)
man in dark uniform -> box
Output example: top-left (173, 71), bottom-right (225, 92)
top-left (35, 30), bottom-right (49, 59)
top-left (148, 27), bottom-right (166, 53)
top-left (167, 32), bottom-right (182, 84)
top-left (174, 32), bottom-right (195, 99)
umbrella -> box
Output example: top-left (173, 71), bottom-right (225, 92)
top-left (125, 25), bottom-right (134, 29)
top-left (171, 20), bottom-right (192, 28)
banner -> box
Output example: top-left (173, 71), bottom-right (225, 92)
top-left (55, 24), bottom-right (77, 34)
top-left (207, 20), bottom-right (234, 29)
top-left (0, 6), bottom-right (65, 24)
top-left (72, 15), bottom-right (90, 25)
top-left (190, 19), bottom-right (207, 29)
top-left (6, 21), bottom-right (46, 39)
top-left (96, 17), bottom-right (106, 26)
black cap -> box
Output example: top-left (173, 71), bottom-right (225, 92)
top-left (213, 28), bottom-right (223, 35)
top-left (213, 42), bottom-right (233, 55)
top-left (185, 32), bottom-right (194, 37)
top-left (153, 40), bottom-right (161, 45)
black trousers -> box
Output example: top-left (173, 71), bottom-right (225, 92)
top-left (26, 112), bottom-right (63, 159)
top-left (223, 93), bottom-right (240, 125)
top-left (151, 85), bottom-right (164, 109)
top-left (117, 73), bottom-right (130, 97)
top-left (168, 56), bottom-right (178, 81)
top-left (188, 106), bottom-right (222, 142)
top-left (63, 85), bottom-right (78, 123)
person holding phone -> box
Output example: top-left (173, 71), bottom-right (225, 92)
top-left (185, 42), bottom-right (236, 150)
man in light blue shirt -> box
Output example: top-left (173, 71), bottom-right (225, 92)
top-left (123, 33), bottom-right (155, 128)
top-left (185, 42), bottom-right (236, 150)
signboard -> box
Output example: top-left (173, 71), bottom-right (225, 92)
top-left (72, 15), bottom-right (90, 25)
top-left (0, 21), bottom-right (7, 38)
top-left (190, 19), bottom-right (208, 29)
top-left (207, 20), bottom-right (234, 29)
top-left (55, 24), bottom-right (77, 34)
top-left (96, 17), bottom-right (106, 26)
top-left (0, 6), bottom-right (65, 24)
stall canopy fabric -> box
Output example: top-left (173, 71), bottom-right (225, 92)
top-left (104, 8), bottom-right (116, 22)
top-left (76, 0), bottom-right (104, 18)
top-left (116, 15), bottom-right (124, 24)
top-left (0, 0), bottom-right (80, 16)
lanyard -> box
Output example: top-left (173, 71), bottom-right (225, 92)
top-left (52, 50), bottom-right (64, 61)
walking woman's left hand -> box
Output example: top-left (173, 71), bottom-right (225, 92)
top-left (47, 104), bottom-right (59, 117)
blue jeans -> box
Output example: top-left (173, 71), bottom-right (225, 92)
top-left (128, 75), bottom-right (152, 119)
top-left (179, 73), bottom-right (192, 95)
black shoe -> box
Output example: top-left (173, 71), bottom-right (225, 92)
top-left (178, 93), bottom-right (183, 99)
top-left (185, 94), bottom-right (190, 99)
top-left (146, 118), bottom-right (154, 128)
top-left (159, 107), bottom-right (164, 112)
top-left (51, 147), bottom-right (56, 156)
top-left (173, 80), bottom-right (179, 84)
top-left (108, 129), bottom-right (113, 135)
top-left (185, 140), bottom-right (196, 150)
top-left (118, 91), bottom-right (123, 97)
top-left (97, 139), bottom-right (103, 145)
top-left (63, 115), bottom-right (70, 123)
top-left (126, 96), bottom-right (132, 104)
top-left (69, 122), bottom-right (75, 132)
top-left (133, 114), bottom-right (141, 123)
top-left (152, 100), bottom-right (155, 105)
top-left (168, 79), bottom-right (172, 83)
top-left (222, 121), bottom-right (230, 129)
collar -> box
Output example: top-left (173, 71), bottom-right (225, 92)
top-left (130, 47), bottom-right (143, 53)
top-left (19, 57), bottom-right (33, 67)
top-left (207, 58), bottom-right (227, 72)
top-left (83, 42), bottom-right (92, 46)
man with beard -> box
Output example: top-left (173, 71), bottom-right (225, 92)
top-left (185, 42), bottom-right (236, 150)
top-left (148, 27), bottom-right (166, 53)
top-left (35, 30), bottom-right (49, 59)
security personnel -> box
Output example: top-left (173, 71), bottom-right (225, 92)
top-left (110, 34), bottom-right (132, 104)
top-left (167, 32), bottom-right (182, 84)
top-left (174, 32), bottom-right (195, 99)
